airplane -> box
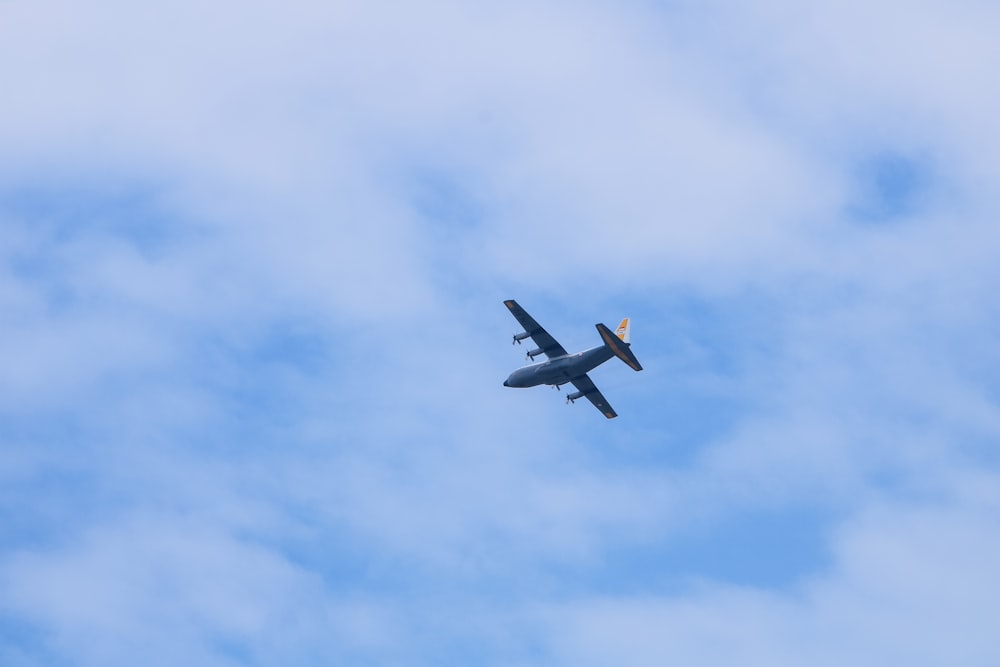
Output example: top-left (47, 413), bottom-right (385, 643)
top-left (502, 299), bottom-right (643, 419)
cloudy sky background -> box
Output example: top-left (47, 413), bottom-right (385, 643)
top-left (2, 1), bottom-right (1000, 665)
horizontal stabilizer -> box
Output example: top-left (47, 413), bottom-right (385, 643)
top-left (596, 322), bottom-right (643, 372)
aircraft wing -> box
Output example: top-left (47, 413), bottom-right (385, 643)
top-left (504, 299), bottom-right (569, 358)
top-left (570, 374), bottom-right (618, 419)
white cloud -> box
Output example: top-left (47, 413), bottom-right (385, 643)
top-left (537, 470), bottom-right (1000, 667)
top-left (1, 0), bottom-right (999, 665)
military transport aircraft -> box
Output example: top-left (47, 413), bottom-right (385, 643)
top-left (502, 299), bottom-right (643, 419)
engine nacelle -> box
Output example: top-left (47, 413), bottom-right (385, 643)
top-left (566, 390), bottom-right (587, 403)
top-left (512, 331), bottom-right (530, 345)
top-left (526, 348), bottom-right (545, 360)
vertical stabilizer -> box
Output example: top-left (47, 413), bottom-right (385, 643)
top-left (615, 317), bottom-right (631, 344)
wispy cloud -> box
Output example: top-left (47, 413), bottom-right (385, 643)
top-left (1, 0), bottom-right (999, 665)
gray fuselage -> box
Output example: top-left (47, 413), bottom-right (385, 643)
top-left (503, 345), bottom-right (614, 388)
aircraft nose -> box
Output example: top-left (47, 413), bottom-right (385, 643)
top-left (503, 379), bottom-right (510, 387)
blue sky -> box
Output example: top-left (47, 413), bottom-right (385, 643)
top-left (2, 1), bottom-right (1000, 665)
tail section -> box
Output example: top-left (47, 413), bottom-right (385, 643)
top-left (596, 321), bottom-right (643, 372)
top-left (615, 317), bottom-right (631, 344)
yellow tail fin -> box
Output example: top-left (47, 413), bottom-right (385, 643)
top-left (615, 317), bottom-right (631, 344)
